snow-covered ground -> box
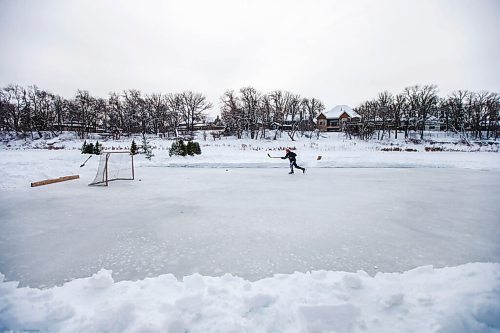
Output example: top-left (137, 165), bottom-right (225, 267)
top-left (1, 133), bottom-right (499, 332)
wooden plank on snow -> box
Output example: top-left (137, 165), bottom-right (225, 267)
top-left (31, 175), bottom-right (80, 187)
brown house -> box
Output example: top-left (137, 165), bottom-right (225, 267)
top-left (317, 105), bottom-right (360, 132)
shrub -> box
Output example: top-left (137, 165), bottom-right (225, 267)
top-left (425, 147), bottom-right (444, 152)
top-left (169, 140), bottom-right (187, 156)
top-left (193, 142), bottom-right (201, 155)
top-left (187, 141), bottom-right (202, 155)
top-left (82, 140), bottom-right (102, 154)
top-left (169, 140), bottom-right (202, 156)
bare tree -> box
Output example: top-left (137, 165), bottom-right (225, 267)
top-left (444, 90), bottom-right (470, 140)
top-left (376, 91), bottom-right (393, 140)
top-left (145, 93), bottom-right (165, 135)
top-left (258, 94), bottom-right (273, 139)
top-left (301, 98), bottom-right (325, 138)
top-left (403, 85), bottom-right (439, 139)
top-left (53, 95), bottom-right (65, 134)
top-left (239, 87), bottom-right (262, 139)
top-left (417, 85), bottom-right (439, 139)
top-left (108, 92), bottom-right (124, 135)
top-left (1, 85), bottom-right (29, 133)
top-left (392, 93), bottom-right (406, 139)
top-left (93, 98), bottom-right (107, 133)
top-left (74, 90), bottom-right (95, 139)
top-left (220, 90), bottom-right (243, 138)
top-left (467, 91), bottom-right (491, 139)
top-left (485, 92), bottom-right (499, 139)
top-left (269, 90), bottom-right (286, 140)
top-left (354, 100), bottom-right (377, 140)
top-left (165, 93), bottom-right (183, 137)
top-left (179, 91), bottom-right (212, 132)
top-left (283, 93), bottom-right (302, 141)
top-left (122, 89), bottom-right (144, 135)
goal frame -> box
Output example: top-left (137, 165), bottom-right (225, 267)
top-left (89, 151), bottom-right (134, 186)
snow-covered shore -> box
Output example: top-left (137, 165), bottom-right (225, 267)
top-left (0, 132), bottom-right (499, 190)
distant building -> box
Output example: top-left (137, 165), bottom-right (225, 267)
top-left (178, 115), bottom-right (225, 133)
top-left (423, 116), bottom-right (440, 131)
top-left (316, 105), bottom-right (361, 132)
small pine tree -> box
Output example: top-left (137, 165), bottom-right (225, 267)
top-left (186, 141), bottom-right (196, 156)
top-left (193, 141), bottom-right (202, 155)
top-left (169, 140), bottom-right (187, 156)
top-left (81, 140), bottom-right (87, 154)
top-left (145, 148), bottom-right (154, 160)
top-left (130, 139), bottom-right (138, 155)
top-left (141, 136), bottom-right (154, 160)
top-left (86, 143), bottom-right (94, 154)
top-left (185, 141), bottom-right (202, 155)
top-left (94, 141), bottom-right (102, 155)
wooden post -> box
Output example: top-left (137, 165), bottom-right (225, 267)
top-left (31, 175), bottom-right (80, 187)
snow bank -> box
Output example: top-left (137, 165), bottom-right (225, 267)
top-left (1, 263), bottom-right (499, 332)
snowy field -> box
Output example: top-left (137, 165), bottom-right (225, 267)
top-left (1, 134), bottom-right (500, 332)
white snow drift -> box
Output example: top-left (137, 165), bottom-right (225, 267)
top-left (1, 263), bottom-right (499, 332)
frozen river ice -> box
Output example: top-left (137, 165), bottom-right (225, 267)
top-left (1, 167), bottom-right (499, 287)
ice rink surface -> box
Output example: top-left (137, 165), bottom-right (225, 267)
top-left (1, 166), bottom-right (499, 287)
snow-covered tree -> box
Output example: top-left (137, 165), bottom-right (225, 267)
top-left (141, 135), bottom-right (154, 160)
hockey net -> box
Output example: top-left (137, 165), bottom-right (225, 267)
top-left (89, 151), bottom-right (134, 186)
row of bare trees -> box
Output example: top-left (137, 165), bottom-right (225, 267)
top-left (355, 85), bottom-right (499, 140)
top-left (1, 84), bottom-right (498, 141)
top-left (220, 87), bottom-right (325, 141)
top-left (0, 85), bottom-right (212, 139)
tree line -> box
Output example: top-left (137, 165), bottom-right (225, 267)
top-left (0, 85), bottom-right (212, 139)
top-left (354, 85), bottom-right (499, 140)
top-left (1, 84), bottom-right (498, 141)
top-left (0, 84), bottom-right (325, 142)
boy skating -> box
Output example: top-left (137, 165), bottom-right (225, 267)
top-left (282, 148), bottom-right (306, 174)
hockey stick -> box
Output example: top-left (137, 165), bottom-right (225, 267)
top-left (267, 153), bottom-right (281, 159)
top-left (80, 155), bottom-right (92, 167)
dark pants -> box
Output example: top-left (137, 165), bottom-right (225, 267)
top-left (290, 161), bottom-right (305, 173)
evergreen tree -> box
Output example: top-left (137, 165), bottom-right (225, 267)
top-left (169, 140), bottom-right (201, 156)
top-left (186, 141), bottom-right (202, 155)
top-left (186, 141), bottom-right (196, 156)
top-left (169, 140), bottom-right (187, 156)
top-left (141, 135), bottom-right (154, 160)
top-left (81, 140), bottom-right (87, 154)
top-left (193, 141), bottom-right (202, 155)
top-left (87, 143), bottom-right (94, 154)
top-left (94, 141), bottom-right (102, 155)
top-left (130, 139), bottom-right (138, 155)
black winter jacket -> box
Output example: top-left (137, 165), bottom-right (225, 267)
top-left (282, 151), bottom-right (297, 162)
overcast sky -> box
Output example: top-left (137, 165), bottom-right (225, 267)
top-left (1, 0), bottom-right (499, 113)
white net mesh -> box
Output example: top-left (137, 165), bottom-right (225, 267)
top-left (89, 151), bottom-right (134, 186)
